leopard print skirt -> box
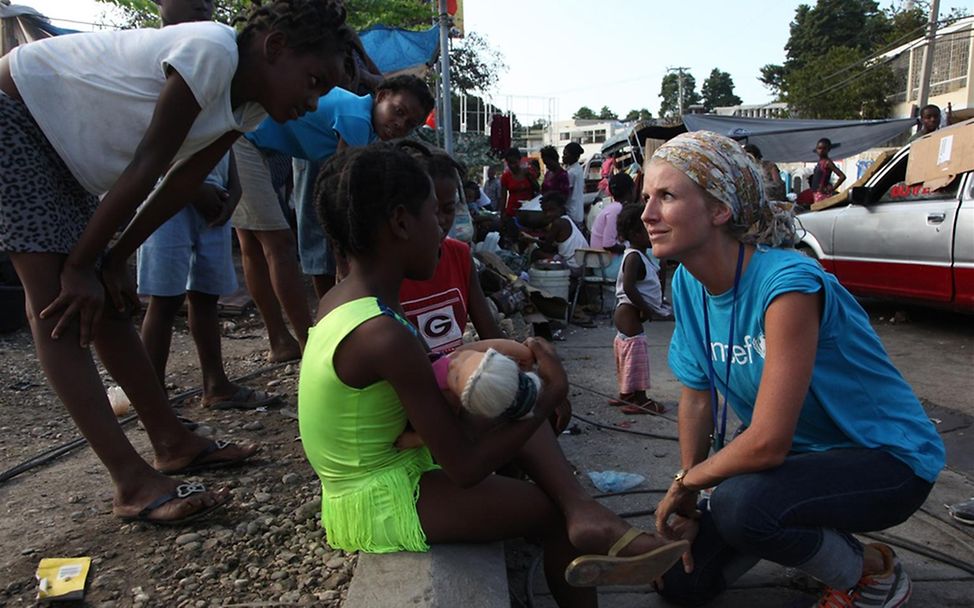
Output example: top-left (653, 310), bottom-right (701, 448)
top-left (0, 91), bottom-right (99, 254)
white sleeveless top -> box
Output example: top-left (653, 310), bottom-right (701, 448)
top-left (557, 215), bottom-right (589, 268)
top-left (615, 248), bottom-right (671, 316)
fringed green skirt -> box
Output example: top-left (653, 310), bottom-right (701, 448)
top-left (320, 447), bottom-right (439, 554)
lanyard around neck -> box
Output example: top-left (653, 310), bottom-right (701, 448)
top-left (701, 242), bottom-right (745, 452)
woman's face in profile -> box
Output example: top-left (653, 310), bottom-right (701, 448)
top-left (640, 160), bottom-right (716, 260)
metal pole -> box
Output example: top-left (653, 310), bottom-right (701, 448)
top-left (677, 71), bottom-right (685, 117)
top-left (916, 0), bottom-right (940, 109)
top-left (438, 0), bottom-right (454, 154)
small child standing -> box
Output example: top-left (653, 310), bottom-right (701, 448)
top-left (137, 0), bottom-right (279, 410)
top-left (612, 205), bottom-right (670, 415)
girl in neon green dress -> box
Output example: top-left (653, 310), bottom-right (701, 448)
top-left (298, 143), bottom-right (687, 607)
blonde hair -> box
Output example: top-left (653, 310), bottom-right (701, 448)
top-left (460, 349), bottom-right (541, 420)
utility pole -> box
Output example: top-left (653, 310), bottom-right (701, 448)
top-left (667, 67), bottom-right (690, 117)
top-left (437, 0), bottom-right (454, 154)
top-left (915, 0), bottom-right (940, 109)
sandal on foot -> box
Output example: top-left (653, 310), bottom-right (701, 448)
top-left (202, 386), bottom-right (281, 410)
top-left (564, 528), bottom-right (689, 587)
top-left (118, 482), bottom-right (231, 526)
top-left (158, 439), bottom-right (260, 476)
top-left (620, 398), bottom-right (666, 415)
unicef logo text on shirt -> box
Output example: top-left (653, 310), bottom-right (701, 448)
top-left (709, 333), bottom-right (767, 365)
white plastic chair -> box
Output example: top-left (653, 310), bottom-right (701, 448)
top-left (568, 248), bottom-right (616, 323)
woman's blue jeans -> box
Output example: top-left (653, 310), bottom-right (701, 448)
top-left (658, 448), bottom-right (932, 606)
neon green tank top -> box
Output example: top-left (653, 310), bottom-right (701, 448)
top-left (298, 297), bottom-right (437, 553)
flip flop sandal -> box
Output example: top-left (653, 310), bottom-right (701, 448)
top-left (158, 439), bottom-right (260, 476)
top-left (202, 386), bottom-right (281, 410)
top-left (620, 398), bottom-right (667, 415)
top-left (564, 528), bottom-right (689, 587)
top-left (118, 482), bottom-right (231, 526)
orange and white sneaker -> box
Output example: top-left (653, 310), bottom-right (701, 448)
top-left (816, 543), bottom-right (911, 607)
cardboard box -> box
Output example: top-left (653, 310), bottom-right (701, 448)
top-left (905, 118), bottom-right (974, 190)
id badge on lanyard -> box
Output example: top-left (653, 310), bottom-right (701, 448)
top-left (701, 243), bottom-right (744, 453)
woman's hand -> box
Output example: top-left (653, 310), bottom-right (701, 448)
top-left (653, 514), bottom-right (699, 592)
top-left (100, 252), bottom-right (138, 318)
top-left (39, 262), bottom-right (104, 347)
top-left (655, 477), bottom-right (701, 541)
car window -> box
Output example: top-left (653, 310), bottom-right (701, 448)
top-left (873, 153), bottom-right (960, 203)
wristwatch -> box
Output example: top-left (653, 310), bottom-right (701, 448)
top-left (673, 468), bottom-right (691, 492)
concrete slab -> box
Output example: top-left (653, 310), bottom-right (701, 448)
top-left (344, 542), bottom-right (508, 608)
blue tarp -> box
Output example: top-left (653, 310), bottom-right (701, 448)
top-left (359, 25), bottom-right (440, 74)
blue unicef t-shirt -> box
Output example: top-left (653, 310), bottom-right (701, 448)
top-left (668, 247), bottom-right (944, 483)
top-left (244, 88), bottom-right (376, 161)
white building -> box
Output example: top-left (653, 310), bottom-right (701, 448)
top-left (527, 119), bottom-right (631, 158)
top-left (713, 102), bottom-right (789, 118)
top-left (886, 16), bottom-right (973, 118)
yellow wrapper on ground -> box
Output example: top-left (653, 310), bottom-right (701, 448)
top-left (35, 557), bottom-right (91, 601)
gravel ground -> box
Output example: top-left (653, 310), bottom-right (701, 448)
top-left (0, 301), bottom-right (534, 607)
top-left (0, 311), bottom-right (354, 607)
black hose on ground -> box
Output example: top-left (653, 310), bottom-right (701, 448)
top-left (0, 361), bottom-right (289, 484)
top-left (571, 412), bottom-right (679, 441)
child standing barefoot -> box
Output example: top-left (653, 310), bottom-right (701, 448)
top-left (612, 205), bottom-right (670, 415)
top-left (138, 0), bottom-right (280, 411)
top-left (299, 144), bottom-right (688, 607)
top-left (0, 0), bottom-right (350, 524)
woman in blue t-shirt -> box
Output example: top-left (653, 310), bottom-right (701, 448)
top-left (644, 131), bottom-right (944, 607)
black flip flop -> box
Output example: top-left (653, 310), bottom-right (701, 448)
top-left (119, 482), bottom-right (231, 526)
top-left (158, 439), bottom-right (260, 476)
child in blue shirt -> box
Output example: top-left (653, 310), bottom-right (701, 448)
top-left (244, 75), bottom-right (434, 297)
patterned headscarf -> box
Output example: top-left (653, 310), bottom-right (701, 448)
top-left (651, 130), bottom-right (796, 248)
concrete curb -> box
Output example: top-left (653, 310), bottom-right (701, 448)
top-left (344, 542), bottom-right (509, 608)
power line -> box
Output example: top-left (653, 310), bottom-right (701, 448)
top-left (803, 29), bottom-right (973, 103)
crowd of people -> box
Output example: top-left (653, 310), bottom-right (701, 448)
top-left (0, 1), bottom-right (951, 607)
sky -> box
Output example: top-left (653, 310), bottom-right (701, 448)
top-left (17, 0), bottom-right (974, 121)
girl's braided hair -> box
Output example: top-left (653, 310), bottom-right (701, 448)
top-left (236, 0), bottom-right (352, 55)
top-left (315, 142), bottom-right (433, 257)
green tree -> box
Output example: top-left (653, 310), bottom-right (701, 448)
top-left (758, 0), bottom-right (924, 118)
top-left (597, 106), bottom-right (618, 120)
top-left (573, 106), bottom-right (597, 120)
top-left (96, 0), bottom-right (431, 29)
top-left (344, 0), bottom-right (429, 31)
top-left (624, 108), bottom-right (652, 121)
top-left (785, 46), bottom-right (892, 119)
top-left (701, 68), bottom-right (742, 111)
top-left (783, 0), bottom-right (890, 72)
top-left (95, 0), bottom-right (249, 27)
top-left (448, 32), bottom-right (506, 95)
top-left (658, 72), bottom-right (700, 118)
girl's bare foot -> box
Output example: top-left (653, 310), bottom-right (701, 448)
top-left (565, 498), bottom-right (672, 557)
top-left (268, 337), bottom-right (302, 363)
